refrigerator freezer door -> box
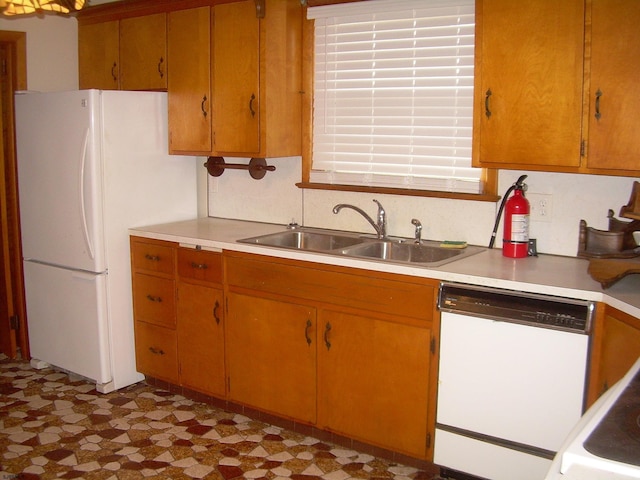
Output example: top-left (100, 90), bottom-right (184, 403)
top-left (16, 90), bottom-right (106, 273)
top-left (24, 260), bottom-right (112, 386)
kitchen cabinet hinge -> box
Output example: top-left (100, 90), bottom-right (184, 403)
top-left (9, 315), bottom-right (19, 331)
top-left (254, 0), bottom-right (265, 18)
top-left (580, 139), bottom-right (586, 157)
top-left (430, 336), bottom-right (436, 354)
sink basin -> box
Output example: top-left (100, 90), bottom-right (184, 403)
top-left (238, 229), bottom-right (485, 267)
top-left (238, 230), bottom-right (366, 252)
top-left (340, 241), bottom-right (484, 266)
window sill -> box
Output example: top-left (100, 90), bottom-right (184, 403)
top-left (296, 182), bottom-right (500, 202)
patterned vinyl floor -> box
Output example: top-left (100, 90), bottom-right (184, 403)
top-left (0, 356), bottom-right (438, 480)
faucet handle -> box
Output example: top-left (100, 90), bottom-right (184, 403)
top-left (372, 199), bottom-right (387, 238)
top-left (411, 218), bottom-right (422, 244)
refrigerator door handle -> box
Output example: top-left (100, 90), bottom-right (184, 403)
top-left (79, 127), bottom-right (95, 260)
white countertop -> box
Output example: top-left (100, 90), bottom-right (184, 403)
top-left (130, 217), bottom-right (640, 319)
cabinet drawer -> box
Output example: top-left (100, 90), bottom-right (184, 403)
top-left (177, 248), bottom-right (222, 284)
top-left (131, 238), bottom-right (175, 275)
top-left (135, 321), bottom-right (178, 383)
top-left (133, 273), bottom-right (176, 328)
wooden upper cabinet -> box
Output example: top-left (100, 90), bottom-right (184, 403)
top-left (119, 13), bottom-right (167, 91)
top-left (212, 0), bottom-right (302, 158)
top-left (212, 0), bottom-right (260, 155)
top-left (585, 0), bottom-right (640, 174)
top-left (472, 0), bottom-right (585, 170)
top-left (167, 6), bottom-right (213, 155)
top-left (78, 21), bottom-right (120, 90)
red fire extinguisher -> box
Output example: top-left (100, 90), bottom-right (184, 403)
top-left (489, 175), bottom-right (530, 258)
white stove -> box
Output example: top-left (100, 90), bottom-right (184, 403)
top-left (545, 357), bottom-right (640, 479)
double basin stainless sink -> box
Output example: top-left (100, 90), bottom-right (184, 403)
top-left (238, 229), bottom-right (485, 267)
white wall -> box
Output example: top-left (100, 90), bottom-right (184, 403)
top-left (0, 15), bottom-right (78, 91)
top-left (208, 159), bottom-right (640, 257)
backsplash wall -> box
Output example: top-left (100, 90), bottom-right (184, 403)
top-left (207, 157), bottom-right (639, 257)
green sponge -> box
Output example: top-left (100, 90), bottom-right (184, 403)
top-left (440, 241), bottom-right (467, 249)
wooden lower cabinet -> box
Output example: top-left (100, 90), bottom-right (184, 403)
top-left (317, 309), bottom-right (432, 459)
top-left (226, 292), bottom-right (316, 423)
top-left (177, 282), bottom-right (225, 397)
top-left (131, 237), bottom-right (227, 396)
top-left (224, 251), bottom-right (438, 460)
top-left (588, 304), bottom-right (640, 405)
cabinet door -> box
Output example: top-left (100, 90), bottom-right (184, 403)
top-left (78, 21), bottom-right (119, 90)
top-left (120, 13), bottom-right (167, 91)
top-left (473, 0), bottom-right (584, 169)
top-left (317, 310), bottom-right (432, 459)
top-left (212, 0), bottom-right (260, 155)
top-left (594, 308), bottom-right (640, 397)
top-left (586, 0), bottom-right (640, 173)
top-left (177, 282), bottom-right (225, 397)
top-left (226, 292), bottom-right (316, 423)
top-left (167, 7), bottom-right (213, 154)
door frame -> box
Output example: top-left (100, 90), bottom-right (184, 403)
top-left (0, 30), bottom-right (29, 359)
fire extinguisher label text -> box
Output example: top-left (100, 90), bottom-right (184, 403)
top-left (510, 214), bottom-right (530, 242)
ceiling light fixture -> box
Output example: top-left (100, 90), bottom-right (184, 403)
top-left (0, 0), bottom-right (85, 16)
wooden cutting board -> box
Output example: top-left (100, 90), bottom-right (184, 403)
top-left (588, 257), bottom-right (640, 288)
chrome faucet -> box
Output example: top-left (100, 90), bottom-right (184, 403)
top-left (332, 199), bottom-right (387, 239)
top-left (411, 218), bottom-right (423, 244)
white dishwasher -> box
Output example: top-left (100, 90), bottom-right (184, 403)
top-left (435, 283), bottom-right (595, 480)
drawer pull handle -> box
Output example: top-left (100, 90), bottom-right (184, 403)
top-left (111, 62), bottom-right (118, 82)
top-left (305, 318), bottom-right (312, 346)
top-left (213, 300), bottom-right (221, 325)
top-left (144, 254), bottom-right (160, 262)
top-left (149, 346), bottom-right (165, 355)
top-left (484, 88), bottom-right (492, 119)
top-left (323, 322), bottom-right (332, 350)
top-left (190, 262), bottom-right (208, 270)
top-left (146, 294), bottom-right (162, 303)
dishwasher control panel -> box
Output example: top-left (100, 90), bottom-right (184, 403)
top-left (438, 283), bottom-right (595, 334)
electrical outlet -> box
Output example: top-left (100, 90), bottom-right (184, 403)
top-left (528, 193), bottom-right (553, 223)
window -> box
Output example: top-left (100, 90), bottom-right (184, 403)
top-left (308, 0), bottom-right (480, 194)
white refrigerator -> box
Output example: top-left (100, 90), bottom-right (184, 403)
top-left (15, 90), bottom-right (197, 393)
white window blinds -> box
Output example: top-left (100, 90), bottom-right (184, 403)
top-left (309, 0), bottom-right (479, 194)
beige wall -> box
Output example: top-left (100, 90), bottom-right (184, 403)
top-left (0, 15), bottom-right (78, 92)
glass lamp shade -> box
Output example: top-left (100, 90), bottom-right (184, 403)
top-left (0, 0), bottom-right (85, 15)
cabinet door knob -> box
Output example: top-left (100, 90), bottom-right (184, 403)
top-left (484, 89), bottom-right (492, 119)
top-left (323, 322), bottom-right (332, 350)
top-left (595, 89), bottom-right (603, 120)
top-left (305, 318), bottom-right (312, 346)
top-left (111, 61), bottom-right (118, 83)
top-left (157, 56), bottom-right (165, 79)
top-left (213, 300), bottom-right (221, 325)
top-left (249, 93), bottom-right (256, 118)
top-left (201, 95), bottom-right (208, 118)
